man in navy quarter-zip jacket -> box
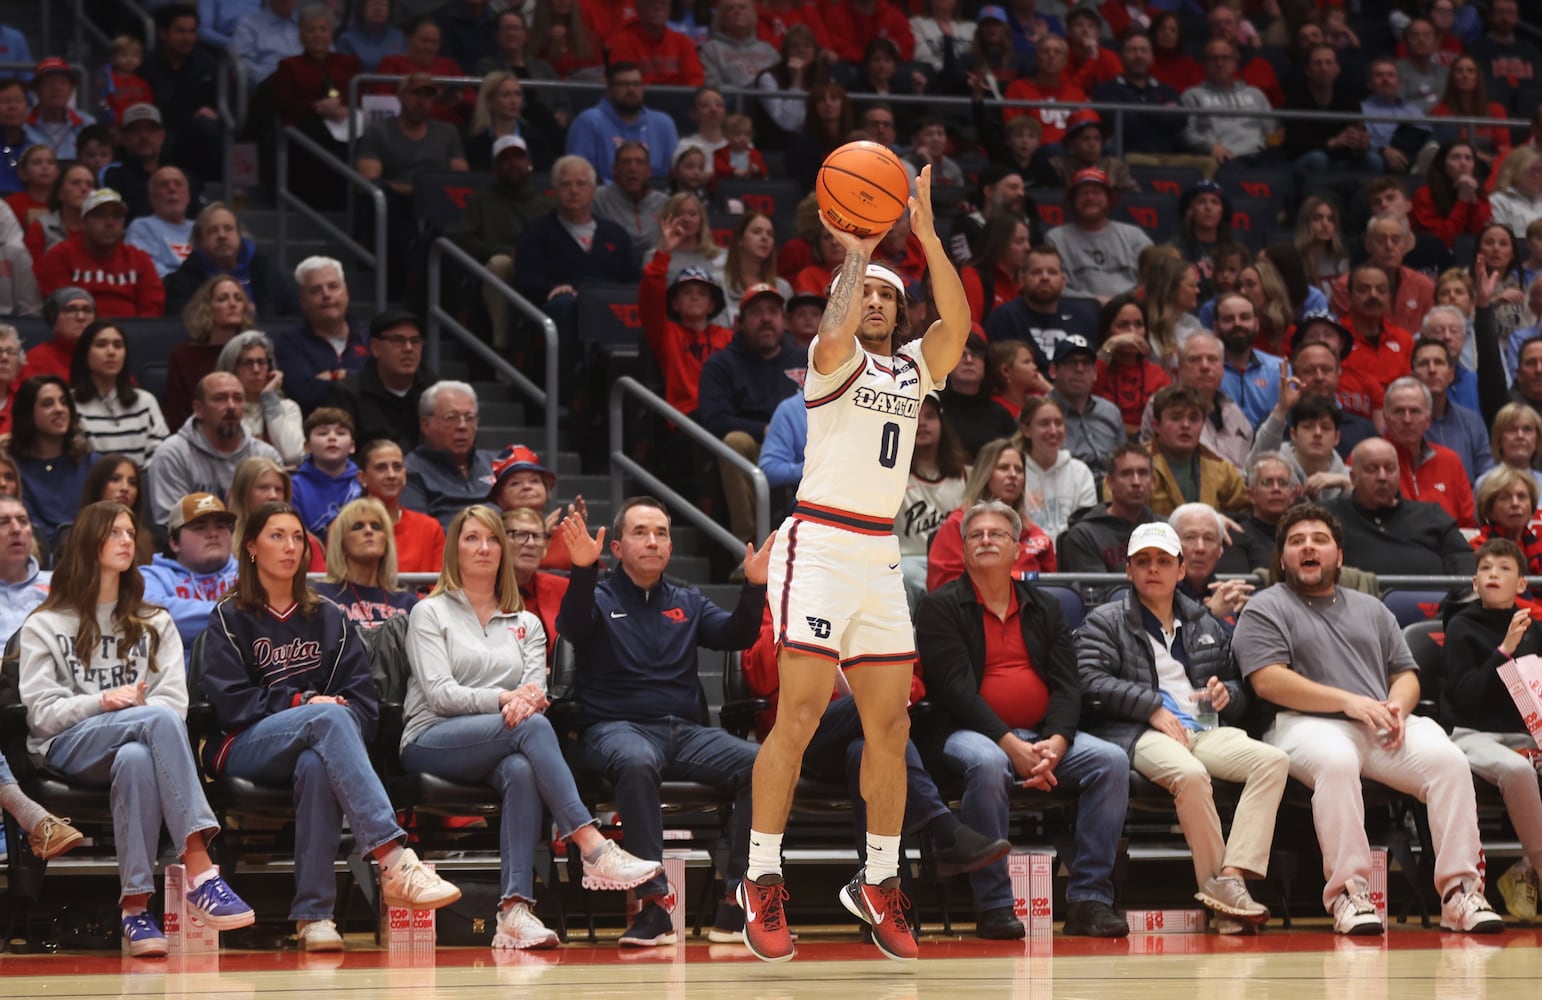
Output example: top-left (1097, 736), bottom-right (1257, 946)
top-left (557, 496), bottom-right (774, 947)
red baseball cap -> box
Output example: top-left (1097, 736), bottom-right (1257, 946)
top-left (739, 283), bottom-right (785, 310)
top-left (1070, 167), bottom-right (1112, 191)
top-left (32, 58), bottom-right (79, 86)
top-left (488, 444), bottom-right (556, 498)
top-left (1064, 109), bottom-right (1103, 140)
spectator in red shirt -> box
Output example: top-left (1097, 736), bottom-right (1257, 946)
top-left (1384, 375), bottom-right (1476, 526)
top-left (579, 0), bottom-right (636, 46)
top-left (18, 287), bottom-right (95, 385)
top-left (356, 438), bottom-right (445, 574)
top-left (824, 0), bottom-right (916, 66)
top-left (1002, 35), bottom-right (1087, 145)
top-left (756, 0), bottom-right (833, 52)
top-left (1339, 264), bottom-right (1414, 400)
top-left (1413, 141), bottom-right (1493, 248)
top-left (98, 35), bottom-right (155, 126)
top-left (1150, 12), bottom-right (1202, 93)
top-left (504, 505), bottom-right (570, 668)
top-left (1065, 7), bottom-right (1122, 93)
top-left (606, 0), bottom-right (706, 86)
top-left (376, 17), bottom-right (471, 125)
top-left (36, 190), bottom-right (164, 319)
top-left (1093, 293), bottom-right (1170, 435)
top-left (640, 217), bottom-right (734, 417)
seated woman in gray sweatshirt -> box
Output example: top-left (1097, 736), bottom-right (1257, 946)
top-left (18, 500), bottom-right (254, 958)
top-left (401, 504), bottom-right (662, 950)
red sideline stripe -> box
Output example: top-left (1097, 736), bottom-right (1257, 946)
top-left (843, 651), bottom-right (917, 670)
top-left (792, 502), bottom-right (892, 535)
top-left (806, 362), bottom-right (866, 409)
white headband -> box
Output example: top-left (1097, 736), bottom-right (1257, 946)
top-left (828, 263), bottom-right (907, 299)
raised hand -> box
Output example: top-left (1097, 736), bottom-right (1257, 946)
top-left (741, 532), bottom-right (777, 586)
top-left (909, 164), bottom-right (936, 241)
top-left (820, 212), bottom-right (886, 256)
top-left (561, 510), bottom-right (606, 568)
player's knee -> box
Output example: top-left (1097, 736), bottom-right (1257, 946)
top-left (862, 707), bottom-right (911, 751)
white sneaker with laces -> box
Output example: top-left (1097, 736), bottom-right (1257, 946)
top-left (380, 848), bottom-right (462, 910)
top-left (493, 901), bottom-right (559, 949)
top-left (1498, 860), bottom-right (1539, 921)
top-left (1331, 878), bottom-right (1384, 935)
top-left (1441, 884), bottom-right (1505, 934)
top-left (297, 918), bottom-right (344, 952)
top-left (581, 840), bottom-right (663, 891)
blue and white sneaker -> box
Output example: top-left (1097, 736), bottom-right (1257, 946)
top-left (186, 869), bottom-right (256, 931)
top-left (122, 911), bottom-right (168, 957)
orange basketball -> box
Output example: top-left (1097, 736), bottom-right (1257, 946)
top-left (815, 140), bottom-right (911, 238)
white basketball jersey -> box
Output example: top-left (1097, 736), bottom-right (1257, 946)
top-left (796, 337), bottom-right (942, 522)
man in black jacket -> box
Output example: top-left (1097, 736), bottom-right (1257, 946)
top-left (327, 308), bottom-right (438, 452)
top-left (916, 499), bottom-right (1131, 938)
top-left (1077, 521), bottom-right (1287, 934)
top-left (697, 286), bottom-right (803, 544)
top-left (1057, 441), bottom-right (1159, 572)
top-left (1322, 437), bottom-right (1476, 576)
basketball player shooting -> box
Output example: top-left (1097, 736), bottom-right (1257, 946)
top-left (740, 166), bottom-right (970, 963)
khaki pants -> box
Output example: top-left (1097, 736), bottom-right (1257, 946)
top-left (1133, 725), bottom-right (1289, 888)
top-left (720, 430), bottom-right (760, 543)
top-left (1125, 152), bottom-right (1220, 179)
top-left (1268, 712), bottom-right (1485, 912)
top-left (1451, 727), bottom-right (1542, 870)
top-left (484, 253), bottom-right (516, 350)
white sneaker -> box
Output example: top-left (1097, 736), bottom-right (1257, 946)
top-left (1498, 860), bottom-right (1539, 921)
top-left (297, 918), bottom-right (344, 952)
top-left (1441, 884), bottom-right (1505, 934)
top-left (380, 848), bottom-right (462, 910)
top-left (581, 840), bottom-right (663, 891)
top-left (1331, 878), bottom-right (1384, 935)
top-left (493, 901), bottom-right (559, 950)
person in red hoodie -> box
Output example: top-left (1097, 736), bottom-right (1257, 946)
top-left (1411, 141), bottom-right (1493, 249)
top-left (35, 189), bottom-right (164, 319)
top-left (824, 0), bottom-right (915, 65)
top-left (640, 217), bottom-right (734, 417)
top-left (606, 0), bottom-right (706, 86)
top-left (17, 287), bottom-right (95, 385)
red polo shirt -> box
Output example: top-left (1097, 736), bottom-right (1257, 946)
top-left (1395, 439), bottom-right (1476, 528)
top-left (973, 582), bottom-right (1050, 730)
top-left (1342, 318), bottom-right (1413, 398)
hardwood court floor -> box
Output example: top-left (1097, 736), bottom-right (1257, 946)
top-left (0, 926), bottom-right (1536, 999)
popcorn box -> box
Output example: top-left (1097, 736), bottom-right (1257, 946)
top-left (625, 850), bottom-right (687, 941)
top-left (1369, 847), bottom-right (1388, 927)
top-left (1008, 851), bottom-right (1054, 935)
top-left (161, 864), bottom-right (218, 954)
top-left (1125, 908), bottom-right (1206, 934)
top-left (1498, 654), bottom-right (1542, 747)
top-left (382, 862), bottom-right (436, 951)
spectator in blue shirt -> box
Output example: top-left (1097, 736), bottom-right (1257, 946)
top-left (759, 392), bottom-right (806, 491)
top-left (231, 0), bottom-right (302, 84)
top-left (0, 23), bottom-right (33, 78)
top-left (124, 165), bottom-right (195, 277)
top-left (335, 0), bottom-right (403, 71)
top-left (1413, 335), bottom-right (1492, 483)
top-left (1215, 291), bottom-right (1284, 428)
top-left (198, 0), bottom-right (261, 48)
top-left (565, 61), bottom-right (679, 182)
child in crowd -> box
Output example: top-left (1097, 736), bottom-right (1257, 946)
top-left (669, 145), bottom-right (711, 203)
top-left (4, 145), bottom-right (56, 229)
top-left (904, 114), bottom-right (965, 187)
top-left (290, 408), bottom-right (363, 538)
top-left (1442, 537), bottom-right (1542, 921)
top-left (97, 36), bottom-right (154, 127)
top-left (712, 113), bottom-right (767, 183)
top-left (74, 125), bottom-right (114, 179)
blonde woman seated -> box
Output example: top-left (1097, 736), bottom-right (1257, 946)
top-left (19, 501), bottom-right (254, 956)
top-left (227, 456), bottom-right (326, 570)
top-left (315, 496), bottom-right (417, 628)
top-left (402, 505), bottom-right (661, 950)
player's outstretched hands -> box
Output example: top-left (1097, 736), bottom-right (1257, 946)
top-left (741, 532), bottom-right (777, 586)
top-left (561, 509), bottom-right (606, 568)
top-left (909, 163), bottom-right (934, 239)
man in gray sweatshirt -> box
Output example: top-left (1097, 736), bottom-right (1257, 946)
top-left (146, 372), bottom-right (283, 524)
top-left (1180, 38), bottom-right (1275, 167)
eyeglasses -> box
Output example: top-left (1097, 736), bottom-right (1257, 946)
top-left (236, 356), bottom-right (270, 369)
top-left (378, 334), bottom-right (423, 348)
top-left (1255, 477), bottom-right (1294, 489)
top-left (965, 529), bottom-right (1014, 543)
top-left (60, 304), bottom-right (95, 315)
top-left (0, 347), bottom-right (19, 359)
top-left (437, 411), bottom-right (477, 425)
top-left (348, 520), bottom-right (385, 533)
top-left (507, 529), bottom-right (549, 544)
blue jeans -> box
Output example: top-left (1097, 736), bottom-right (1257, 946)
top-left (803, 696), bottom-right (951, 838)
top-left (46, 705), bottom-right (219, 900)
top-left (581, 717), bottom-right (757, 897)
top-left (942, 727), bottom-right (1129, 910)
top-left (220, 703), bottom-right (404, 921)
top-left (402, 712), bottom-right (595, 904)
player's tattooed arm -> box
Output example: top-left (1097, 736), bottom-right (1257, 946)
top-left (812, 220), bottom-right (884, 375)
